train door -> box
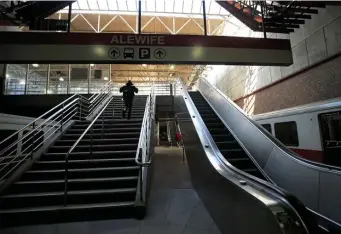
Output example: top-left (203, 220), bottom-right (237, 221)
top-left (319, 111), bottom-right (341, 166)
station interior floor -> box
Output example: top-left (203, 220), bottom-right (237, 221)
top-left (2, 147), bottom-right (221, 234)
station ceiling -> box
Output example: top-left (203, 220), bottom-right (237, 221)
top-left (50, 0), bottom-right (234, 84)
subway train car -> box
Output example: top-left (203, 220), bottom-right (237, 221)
top-left (252, 98), bottom-right (341, 166)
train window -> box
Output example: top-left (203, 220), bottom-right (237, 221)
top-left (261, 124), bottom-right (272, 134)
top-left (319, 111), bottom-right (341, 146)
top-left (274, 122), bottom-right (299, 146)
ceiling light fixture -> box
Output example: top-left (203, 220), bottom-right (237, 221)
top-left (170, 65), bottom-right (175, 70)
top-left (90, 64), bottom-right (95, 67)
top-left (142, 64), bottom-right (147, 67)
top-left (19, 80), bottom-right (25, 85)
top-left (59, 77), bottom-right (64, 82)
top-left (103, 77), bottom-right (109, 81)
top-left (32, 64), bottom-right (39, 68)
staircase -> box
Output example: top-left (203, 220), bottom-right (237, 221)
top-left (216, 1), bottom-right (341, 34)
top-left (189, 92), bottom-right (265, 180)
top-left (168, 121), bottom-right (177, 147)
top-left (0, 96), bottom-right (148, 227)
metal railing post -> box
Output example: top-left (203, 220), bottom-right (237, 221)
top-left (64, 158), bottom-right (69, 206)
top-left (102, 112), bottom-right (104, 138)
top-left (79, 100), bottom-right (82, 120)
top-left (61, 102), bottom-right (65, 132)
top-left (90, 126), bottom-right (93, 156)
top-left (30, 122), bottom-right (36, 159)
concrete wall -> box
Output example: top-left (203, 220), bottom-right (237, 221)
top-left (204, 5), bottom-right (341, 115)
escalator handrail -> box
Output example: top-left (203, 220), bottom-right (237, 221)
top-left (199, 77), bottom-right (341, 173)
top-left (197, 78), bottom-right (341, 230)
top-left (181, 81), bottom-right (312, 233)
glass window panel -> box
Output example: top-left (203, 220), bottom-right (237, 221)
top-left (88, 0), bottom-right (99, 10)
top-left (274, 121), bottom-right (299, 146)
top-left (146, 0), bottom-right (156, 12)
top-left (5, 64), bottom-right (27, 95)
top-left (108, 0), bottom-right (118, 10)
top-left (78, 0), bottom-right (89, 9)
top-left (141, 0), bottom-right (147, 11)
top-left (192, 0), bottom-right (202, 14)
top-left (183, 0), bottom-right (192, 13)
top-left (209, 1), bottom-right (221, 14)
top-left (72, 2), bottom-right (80, 10)
top-left (128, 0), bottom-right (137, 11)
top-left (165, 0), bottom-right (174, 13)
top-left (90, 64), bottom-right (109, 93)
top-left (98, 0), bottom-right (108, 10)
top-left (70, 64), bottom-right (89, 94)
top-left (27, 64), bottom-right (48, 95)
top-left (48, 64), bottom-right (68, 94)
top-left (156, 0), bottom-right (165, 12)
top-left (117, 0), bottom-right (128, 11)
top-left (173, 0), bottom-right (183, 13)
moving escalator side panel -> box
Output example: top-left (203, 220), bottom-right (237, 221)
top-left (189, 92), bottom-right (266, 180)
top-left (179, 119), bottom-right (284, 234)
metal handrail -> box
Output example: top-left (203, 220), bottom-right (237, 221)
top-left (0, 96), bottom-right (80, 182)
top-left (134, 84), bottom-right (155, 167)
top-left (88, 81), bottom-right (112, 103)
top-left (64, 97), bottom-right (113, 205)
top-left (0, 82), bottom-right (113, 184)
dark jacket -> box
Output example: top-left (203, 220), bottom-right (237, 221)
top-left (119, 84), bottom-right (138, 99)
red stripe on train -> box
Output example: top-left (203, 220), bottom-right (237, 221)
top-left (289, 148), bottom-right (323, 163)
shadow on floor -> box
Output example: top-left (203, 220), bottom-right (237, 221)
top-left (2, 147), bottom-right (221, 234)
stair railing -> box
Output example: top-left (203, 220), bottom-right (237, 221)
top-left (135, 83), bottom-right (155, 203)
top-left (0, 81), bottom-right (113, 186)
top-left (63, 97), bottom-right (113, 205)
top-left (0, 95), bottom-right (80, 184)
top-left (84, 81), bottom-right (113, 118)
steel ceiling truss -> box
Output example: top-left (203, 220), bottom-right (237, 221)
top-left (66, 12), bottom-right (226, 35)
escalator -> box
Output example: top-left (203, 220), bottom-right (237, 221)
top-left (183, 78), bottom-right (341, 233)
top-left (189, 92), bottom-right (266, 180)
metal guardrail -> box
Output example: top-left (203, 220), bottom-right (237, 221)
top-left (63, 97), bottom-right (113, 205)
top-left (135, 83), bottom-right (155, 203)
top-left (0, 81), bottom-right (113, 185)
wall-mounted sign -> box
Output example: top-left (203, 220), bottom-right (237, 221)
top-left (0, 32), bottom-right (293, 66)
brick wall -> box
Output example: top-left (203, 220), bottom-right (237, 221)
top-left (234, 53), bottom-right (341, 115)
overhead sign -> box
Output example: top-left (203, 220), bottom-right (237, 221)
top-left (0, 32), bottom-right (293, 66)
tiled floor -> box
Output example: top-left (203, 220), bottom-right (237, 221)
top-left (1, 147), bottom-right (221, 234)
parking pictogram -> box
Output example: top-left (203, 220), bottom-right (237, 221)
top-left (139, 48), bottom-right (151, 59)
top-left (154, 48), bottom-right (166, 59)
